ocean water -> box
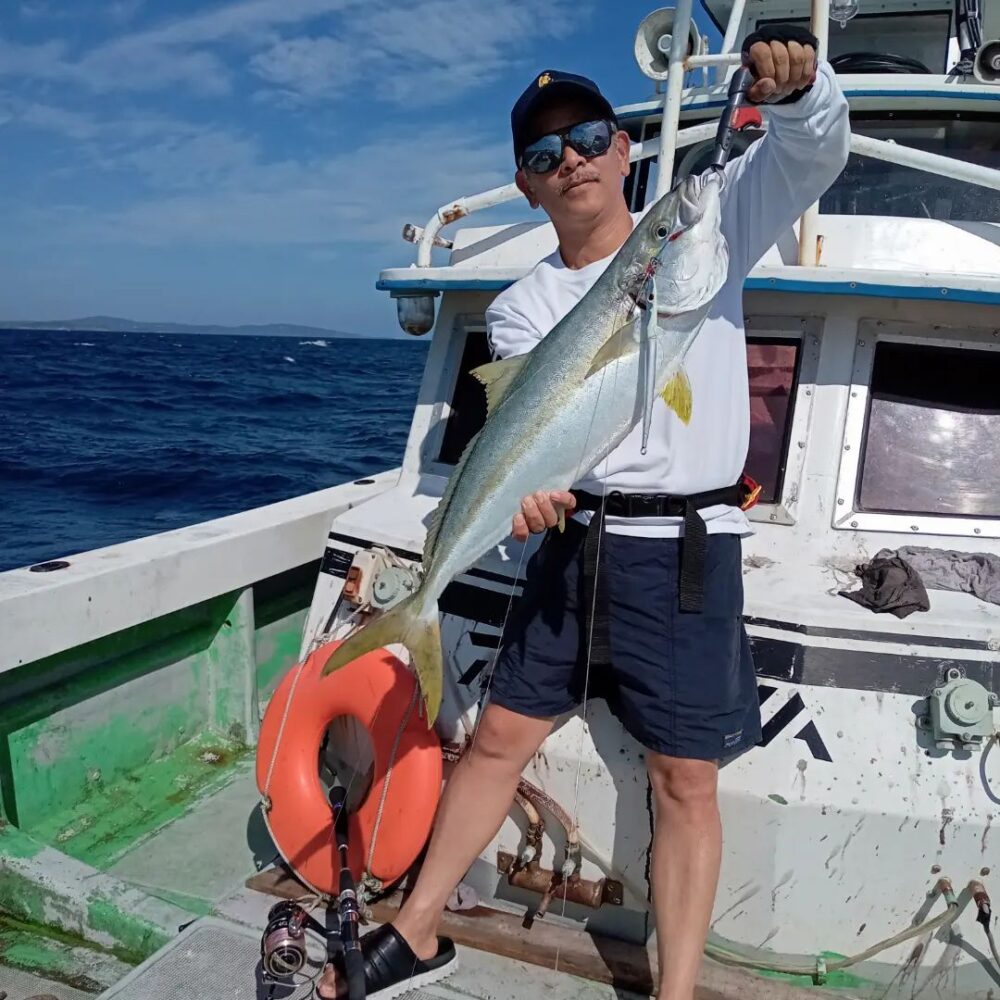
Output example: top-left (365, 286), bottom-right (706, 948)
top-left (0, 330), bottom-right (428, 572)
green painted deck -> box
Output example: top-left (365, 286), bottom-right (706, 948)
top-left (0, 562), bottom-right (313, 993)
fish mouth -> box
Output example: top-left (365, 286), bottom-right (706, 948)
top-left (675, 169), bottom-right (722, 230)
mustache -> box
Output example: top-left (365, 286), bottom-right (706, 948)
top-left (559, 169), bottom-right (600, 195)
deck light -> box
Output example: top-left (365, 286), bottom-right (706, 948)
top-left (830, 0), bottom-right (859, 28)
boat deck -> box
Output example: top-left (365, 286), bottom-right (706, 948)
top-left (1, 764), bottom-right (648, 1000)
top-left (96, 917), bottom-right (646, 1000)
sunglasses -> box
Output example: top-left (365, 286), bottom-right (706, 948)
top-left (519, 119), bottom-right (615, 174)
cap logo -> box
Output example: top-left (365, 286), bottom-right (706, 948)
top-left (537, 72), bottom-right (552, 88)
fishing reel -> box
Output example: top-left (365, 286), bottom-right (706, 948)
top-left (259, 787), bottom-right (367, 999)
top-left (260, 899), bottom-right (329, 980)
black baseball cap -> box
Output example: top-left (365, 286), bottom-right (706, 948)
top-left (510, 69), bottom-right (617, 164)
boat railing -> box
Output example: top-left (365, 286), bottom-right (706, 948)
top-left (407, 0), bottom-right (1000, 270)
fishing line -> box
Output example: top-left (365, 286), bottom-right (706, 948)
top-left (469, 540), bottom-right (530, 750)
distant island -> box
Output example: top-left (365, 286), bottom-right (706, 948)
top-left (0, 315), bottom-right (380, 339)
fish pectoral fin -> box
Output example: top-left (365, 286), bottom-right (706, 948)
top-left (660, 367), bottom-right (693, 424)
top-left (584, 317), bottom-right (641, 379)
top-left (470, 355), bottom-right (528, 415)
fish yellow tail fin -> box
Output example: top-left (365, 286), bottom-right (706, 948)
top-left (320, 594), bottom-right (443, 725)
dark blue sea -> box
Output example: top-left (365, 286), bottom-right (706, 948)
top-left (0, 330), bottom-right (428, 572)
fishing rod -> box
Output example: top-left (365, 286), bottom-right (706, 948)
top-left (259, 787), bottom-right (366, 999)
top-left (331, 785), bottom-right (366, 1000)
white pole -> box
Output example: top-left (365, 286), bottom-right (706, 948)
top-left (653, 0), bottom-right (696, 199)
top-left (850, 133), bottom-right (1000, 192)
top-left (686, 52), bottom-right (743, 67)
top-left (797, 0), bottom-right (830, 265)
top-left (720, 0), bottom-right (749, 54)
top-left (812, 0), bottom-right (830, 65)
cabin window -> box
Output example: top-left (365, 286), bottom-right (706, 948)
top-left (822, 114), bottom-right (1000, 223)
top-left (755, 12), bottom-right (953, 74)
top-left (658, 113), bottom-right (1000, 225)
top-left (857, 341), bottom-right (1000, 518)
top-left (746, 338), bottom-right (801, 504)
top-left (438, 327), bottom-right (490, 465)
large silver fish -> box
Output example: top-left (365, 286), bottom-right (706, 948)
top-left (321, 170), bottom-right (730, 722)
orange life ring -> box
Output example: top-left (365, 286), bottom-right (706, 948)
top-left (256, 640), bottom-right (442, 896)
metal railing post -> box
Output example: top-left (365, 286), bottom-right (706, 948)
top-left (653, 0), bottom-right (696, 199)
top-left (797, 0), bottom-right (831, 265)
top-left (720, 0), bottom-right (749, 54)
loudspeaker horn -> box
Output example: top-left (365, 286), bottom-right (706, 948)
top-left (634, 7), bottom-right (703, 81)
top-left (974, 39), bottom-right (1000, 83)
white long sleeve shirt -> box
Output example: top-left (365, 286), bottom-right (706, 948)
top-left (486, 63), bottom-right (850, 537)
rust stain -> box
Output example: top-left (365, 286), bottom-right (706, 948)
top-left (441, 203), bottom-right (468, 226)
top-left (771, 870), bottom-right (794, 911)
top-left (940, 807), bottom-right (954, 846)
top-left (983, 814), bottom-right (993, 854)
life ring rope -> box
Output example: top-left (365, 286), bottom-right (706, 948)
top-left (363, 682), bottom-right (419, 888)
top-left (259, 656), bottom-right (310, 812)
top-left (256, 641), bottom-right (442, 899)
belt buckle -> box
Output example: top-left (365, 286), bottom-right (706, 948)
top-left (637, 492), bottom-right (657, 516)
top-left (607, 490), bottom-right (625, 516)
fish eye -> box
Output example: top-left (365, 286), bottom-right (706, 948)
top-left (655, 224), bottom-right (669, 240)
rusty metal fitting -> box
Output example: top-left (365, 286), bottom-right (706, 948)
top-left (935, 876), bottom-right (956, 905)
top-left (402, 223), bottom-right (453, 249)
top-left (520, 820), bottom-right (544, 866)
top-left (343, 564), bottom-right (365, 604)
top-left (970, 879), bottom-right (992, 929)
top-left (497, 851), bottom-right (623, 911)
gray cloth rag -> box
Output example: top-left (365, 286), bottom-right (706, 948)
top-left (878, 546), bottom-right (1000, 607)
top-left (840, 554), bottom-right (930, 618)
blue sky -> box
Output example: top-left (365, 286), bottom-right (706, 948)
top-left (1, 1), bottom-right (720, 336)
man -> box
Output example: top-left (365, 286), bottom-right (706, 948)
top-left (318, 24), bottom-right (849, 1000)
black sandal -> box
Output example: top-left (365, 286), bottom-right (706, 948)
top-left (315, 923), bottom-right (458, 1000)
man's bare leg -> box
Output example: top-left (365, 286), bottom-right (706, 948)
top-left (317, 704), bottom-right (554, 998)
top-left (647, 754), bottom-right (722, 1000)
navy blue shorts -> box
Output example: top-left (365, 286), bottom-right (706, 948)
top-left (489, 521), bottom-right (762, 761)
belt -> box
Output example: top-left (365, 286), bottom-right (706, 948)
top-left (568, 479), bottom-right (757, 667)
top-left (571, 484), bottom-right (743, 520)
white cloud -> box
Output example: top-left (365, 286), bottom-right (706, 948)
top-left (119, 131), bottom-right (261, 189)
top-left (0, 93), bottom-right (204, 146)
top-left (0, 38), bottom-right (71, 78)
top-left (0, 0), bottom-right (359, 96)
top-left (22, 125), bottom-right (519, 250)
top-left (249, 36), bottom-right (353, 99)
top-left (0, 33), bottom-right (229, 96)
top-left (15, 102), bottom-right (101, 140)
top-left (19, 1), bottom-right (54, 18)
top-left (1, 0), bottom-right (587, 103)
top-left (107, 0), bottom-right (146, 24)
top-left (248, 0), bottom-right (585, 105)
top-left (114, 0), bottom-right (353, 48)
